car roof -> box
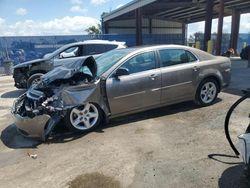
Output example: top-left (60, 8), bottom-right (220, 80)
top-left (64, 40), bottom-right (126, 47)
top-left (113, 44), bottom-right (215, 61)
top-left (124, 44), bottom-right (199, 51)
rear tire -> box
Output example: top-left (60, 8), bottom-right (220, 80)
top-left (27, 73), bottom-right (44, 88)
top-left (195, 78), bottom-right (219, 106)
top-left (65, 103), bottom-right (102, 133)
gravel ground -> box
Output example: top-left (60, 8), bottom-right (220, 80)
top-left (0, 58), bottom-right (250, 188)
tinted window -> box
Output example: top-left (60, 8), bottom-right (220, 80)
top-left (186, 50), bottom-right (197, 62)
top-left (121, 52), bottom-right (156, 74)
top-left (105, 44), bottom-right (118, 51)
top-left (83, 44), bottom-right (114, 55)
top-left (159, 49), bottom-right (197, 67)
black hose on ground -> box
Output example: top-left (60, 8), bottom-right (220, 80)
top-left (224, 90), bottom-right (250, 156)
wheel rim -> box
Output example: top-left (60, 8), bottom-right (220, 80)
top-left (200, 82), bottom-right (217, 104)
top-left (70, 103), bottom-right (99, 130)
top-left (32, 78), bottom-right (41, 86)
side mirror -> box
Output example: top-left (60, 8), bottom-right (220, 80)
top-left (114, 67), bottom-right (129, 78)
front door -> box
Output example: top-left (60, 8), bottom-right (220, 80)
top-left (106, 51), bottom-right (161, 115)
top-left (53, 45), bottom-right (84, 67)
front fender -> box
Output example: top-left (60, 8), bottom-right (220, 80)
top-left (58, 80), bottom-right (111, 118)
top-left (29, 60), bottom-right (53, 76)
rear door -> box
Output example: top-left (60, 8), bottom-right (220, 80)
top-left (158, 48), bottom-right (199, 104)
top-left (106, 51), bottom-right (161, 115)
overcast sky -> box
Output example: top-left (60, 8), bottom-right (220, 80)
top-left (0, 0), bottom-right (249, 36)
top-left (0, 0), bottom-right (129, 36)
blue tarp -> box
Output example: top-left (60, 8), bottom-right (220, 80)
top-left (0, 33), bottom-right (249, 65)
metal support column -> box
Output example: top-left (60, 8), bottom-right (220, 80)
top-left (103, 21), bottom-right (109, 34)
top-left (215, 0), bottom-right (224, 55)
top-left (204, 0), bottom-right (214, 51)
top-left (136, 8), bottom-right (143, 46)
top-left (149, 18), bottom-right (152, 34)
top-left (182, 23), bottom-right (187, 45)
top-left (230, 9), bottom-right (240, 54)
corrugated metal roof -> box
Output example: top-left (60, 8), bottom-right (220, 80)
top-left (102, 0), bottom-right (250, 23)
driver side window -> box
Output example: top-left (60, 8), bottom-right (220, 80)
top-left (121, 51), bottom-right (156, 74)
top-left (58, 46), bottom-right (80, 59)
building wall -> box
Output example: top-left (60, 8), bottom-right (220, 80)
top-left (2, 33), bottom-right (248, 65)
top-left (0, 34), bottom-right (183, 65)
top-left (106, 18), bottom-right (182, 35)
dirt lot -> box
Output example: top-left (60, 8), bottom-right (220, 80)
top-left (0, 58), bottom-right (250, 188)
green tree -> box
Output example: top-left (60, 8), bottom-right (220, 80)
top-left (85, 24), bottom-right (102, 35)
top-left (188, 34), bottom-right (195, 43)
top-left (101, 12), bottom-right (108, 18)
top-left (194, 32), bottom-right (204, 42)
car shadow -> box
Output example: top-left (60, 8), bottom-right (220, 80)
top-left (49, 99), bottom-right (222, 143)
top-left (208, 153), bottom-right (250, 187)
top-left (1, 99), bottom-right (222, 147)
top-left (0, 124), bottom-right (41, 148)
top-left (105, 99), bottom-right (222, 129)
top-left (0, 89), bottom-right (26, 98)
top-left (218, 164), bottom-right (250, 188)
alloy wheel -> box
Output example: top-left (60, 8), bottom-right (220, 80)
top-left (200, 82), bottom-right (217, 104)
top-left (69, 103), bottom-right (99, 130)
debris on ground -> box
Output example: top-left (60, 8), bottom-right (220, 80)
top-left (27, 152), bottom-right (37, 159)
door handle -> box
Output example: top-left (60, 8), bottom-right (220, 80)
top-left (149, 74), bottom-right (157, 80)
top-left (193, 66), bottom-right (200, 72)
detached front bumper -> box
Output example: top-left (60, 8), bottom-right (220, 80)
top-left (11, 95), bottom-right (53, 139)
top-left (12, 112), bottom-right (51, 138)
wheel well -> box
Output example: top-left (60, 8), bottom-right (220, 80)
top-left (200, 76), bottom-right (221, 92)
top-left (29, 70), bottom-right (47, 77)
top-left (92, 102), bottom-right (109, 125)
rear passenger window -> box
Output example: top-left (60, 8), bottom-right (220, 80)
top-left (159, 49), bottom-right (197, 67)
top-left (82, 44), bottom-right (118, 56)
top-left (105, 44), bottom-right (118, 51)
top-left (83, 44), bottom-right (106, 55)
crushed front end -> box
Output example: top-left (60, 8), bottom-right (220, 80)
top-left (11, 87), bottom-right (64, 140)
top-left (11, 56), bottom-right (100, 141)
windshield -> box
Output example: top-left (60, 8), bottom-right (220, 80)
top-left (95, 49), bottom-right (133, 76)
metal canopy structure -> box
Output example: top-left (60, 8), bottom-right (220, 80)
top-left (103, 0), bottom-right (250, 23)
top-left (102, 0), bottom-right (250, 54)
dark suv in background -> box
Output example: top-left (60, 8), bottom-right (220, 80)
top-left (13, 40), bottom-right (126, 88)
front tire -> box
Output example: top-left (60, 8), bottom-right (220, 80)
top-left (195, 78), bottom-right (219, 106)
top-left (27, 73), bottom-right (44, 88)
top-left (65, 103), bottom-right (101, 133)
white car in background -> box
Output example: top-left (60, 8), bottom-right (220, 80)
top-left (13, 40), bottom-right (126, 88)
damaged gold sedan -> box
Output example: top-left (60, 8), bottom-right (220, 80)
top-left (11, 45), bottom-right (231, 140)
top-left (12, 55), bottom-right (107, 140)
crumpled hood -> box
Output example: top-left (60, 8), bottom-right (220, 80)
top-left (41, 56), bottom-right (97, 85)
top-left (14, 58), bottom-right (46, 68)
